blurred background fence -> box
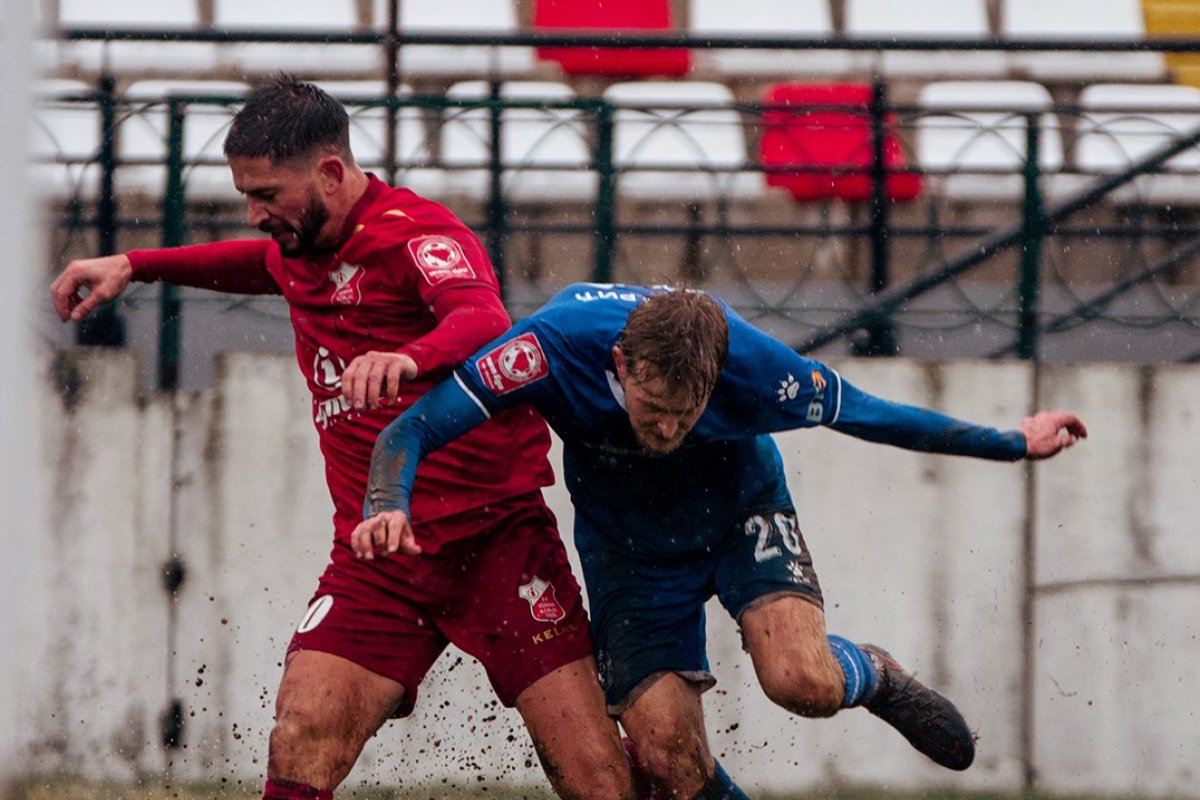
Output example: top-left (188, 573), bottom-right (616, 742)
top-left (28, 0), bottom-right (1200, 388)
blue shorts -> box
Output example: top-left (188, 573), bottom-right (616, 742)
top-left (576, 481), bottom-right (824, 714)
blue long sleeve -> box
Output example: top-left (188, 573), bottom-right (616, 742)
top-left (364, 374), bottom-right (490, 517)
top-left (829, 378), bottom-right (1027, 461)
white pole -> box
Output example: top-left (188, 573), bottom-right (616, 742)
top-left (0, 0), bottom-right (38, 792)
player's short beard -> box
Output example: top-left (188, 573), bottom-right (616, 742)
top-left (265, 189), bottom-right (331, 257)
top-left (632, 426), bottom-right (686, 454)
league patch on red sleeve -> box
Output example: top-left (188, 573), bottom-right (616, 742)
top-left (476, 333), bottom-right (550, 395)
top-left (407, 235), bottom-right (477, 285)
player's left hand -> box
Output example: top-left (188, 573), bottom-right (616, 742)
top-left (342, 351), bottom-right (418, 411)
top-left (1020, 410), bottom-right (1088, 460)
top-left (350, 510), bottom-right (421, 560)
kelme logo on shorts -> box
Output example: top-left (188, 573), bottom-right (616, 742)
top-left (296, 595), bottom-right (334, 633)
top-left (518, 576), bottom-right (565, 624)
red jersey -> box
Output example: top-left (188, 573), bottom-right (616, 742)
top-left (128, 176), bottom-right (554, 548)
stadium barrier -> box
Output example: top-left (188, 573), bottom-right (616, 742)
top-left (20, 348), bottom-right (1200, 797)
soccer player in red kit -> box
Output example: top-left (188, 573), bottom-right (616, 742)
top-left (50, 76), bottom-right (635, 800)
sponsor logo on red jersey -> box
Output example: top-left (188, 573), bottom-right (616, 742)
top-left (407, 235), bottom-right (476, 285)
top-left (329, 262), bottom-right (364, 305)
top-left (476, 333), bottom-right (549, 395)
top-left (312, 346), bottom-right (346, 392)
top-left (519, 576), bottom-right (565, 624)
top-left (312, 346), bottom-right (354, 428)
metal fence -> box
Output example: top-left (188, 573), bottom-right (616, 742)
top-left (35, 27), bottom-right (1200, 388)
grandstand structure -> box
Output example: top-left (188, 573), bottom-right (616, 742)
top-left (28, 0), bottom-right (1200, 388)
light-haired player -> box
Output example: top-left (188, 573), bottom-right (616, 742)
top-left (356, 284), bottom-right (1086, 800)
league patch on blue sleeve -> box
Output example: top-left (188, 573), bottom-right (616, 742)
top-left (474, 332), bottom-right (550, 395)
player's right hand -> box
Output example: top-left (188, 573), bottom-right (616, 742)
top-left (342, 351), bottom-right (419, 411)
top-left (50, 254), bottom-right (134, 322)
top-left (351, 510), bottom-right (422, 560)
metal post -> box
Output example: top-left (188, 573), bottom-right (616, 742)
top-left (593, 103), bottom-right (616, 283)
top-left (158, 99), bottom-right (191, 766)
top-left (97, 75), bottom-right (118, 260)
top-left (383, 0), bottom-right (400, 186)
top-left (1017, 113), bottom-right (1044, 361)
top-left (78, 74), bottom-right (126, 346)
top-left (855, 79), bottom-right (897, 356)
top-left (158, 98), bottom-right (186, 392)
top-left (1019, 364), bottom-right (1043, 793)
top-left (485, 79), bottom-right (506, 294)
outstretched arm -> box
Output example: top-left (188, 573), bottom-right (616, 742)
top-left (50, 241), bottom-right (279, 323)
top-left (830, 379), bottom-right (1086, 461)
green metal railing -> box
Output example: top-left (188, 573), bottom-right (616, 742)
top-left (40, 28), bottom-right (1200, 390)
top-left (794, 115), bottom-right (1200, 354)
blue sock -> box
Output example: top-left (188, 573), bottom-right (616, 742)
top-left (690, 761), bottom-right (752, 800)
top-left (827, 635), bottom-right (879, 708)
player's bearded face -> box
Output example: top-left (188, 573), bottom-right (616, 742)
top-left (259, 188), bottom-right (330, 257)
top-left (230, 155), bottom-right (334, 257)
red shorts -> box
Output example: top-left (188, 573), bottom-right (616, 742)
top-left (288, 492), bottom-right (592, 716)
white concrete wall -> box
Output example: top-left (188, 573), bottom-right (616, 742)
top-left (19, 350), bottom-right (1200, 797)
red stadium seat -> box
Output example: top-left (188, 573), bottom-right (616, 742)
top-left (533, 0), bottom-right (691, 77)
top-left (760, 83), bottom-right (921, 203)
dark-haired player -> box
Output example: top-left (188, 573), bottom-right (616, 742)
top-left (51, 76), bottom-right (634, 800)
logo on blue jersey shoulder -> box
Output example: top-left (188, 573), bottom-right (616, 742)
top-left (806, 370), bottom-right (828, 422)
top-left (777, 369), bottom-right (829, 423)
top-left (777, 373), bottom-right (800, 402)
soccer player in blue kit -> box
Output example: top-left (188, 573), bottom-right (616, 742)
top-left (352, 284), bottom-right (1087, 800)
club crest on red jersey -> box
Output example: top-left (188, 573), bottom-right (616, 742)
top-left (519, 576), bottom-right (565, 623)
top-left (476, 333), bottom-right (549, 395)
top-left (407, 235), bottom-right (476, 285)
top-left (329, 262), bottom-right (364, 305)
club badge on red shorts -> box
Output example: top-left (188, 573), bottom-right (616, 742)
top-left (519, 576), bottom-right (565, 623)
top-left (407, 234), bottom-right (476, 285)
top-left (476, 333), bottom-right (549, 395)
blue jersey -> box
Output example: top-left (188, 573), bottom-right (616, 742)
top-left (366, 283), bottom-right (1026, 554)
